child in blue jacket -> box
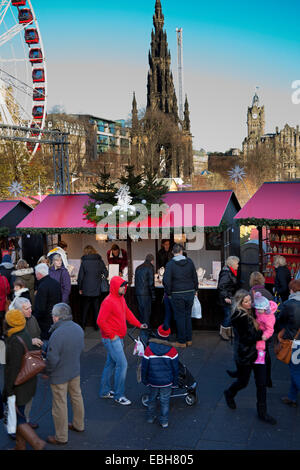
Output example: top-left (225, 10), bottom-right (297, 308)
top-left (141, 324), bottom-right (179, 428)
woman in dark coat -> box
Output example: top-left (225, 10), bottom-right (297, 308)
top-left (274, 255), bottom-right (291, 303)
top-left (49, 254), bottom-right (71, 304)
top-left (2, 309), bottom-right (45, 450)
top-left (77, 245), bottom-right (108, 329)
top-left (277, 279), bottom-right (300, 407)
top-left (224, 289), bottom-right (276, 425)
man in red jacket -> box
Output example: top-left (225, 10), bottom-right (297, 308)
top-left (97, 276), bottom-right (148, 405)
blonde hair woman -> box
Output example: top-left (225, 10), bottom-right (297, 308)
top-left (273, 255), bottom-right (291, 302)
top-left (217, 256), bottom-right (240, 340)
top-left (224, 289), bottom-right (276, 425)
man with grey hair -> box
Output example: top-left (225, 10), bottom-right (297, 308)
top-left (44, 303), bottom-right (85, 446)
top-left (33, 263), bottom-right (62, 343)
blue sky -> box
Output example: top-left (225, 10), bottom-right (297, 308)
top-left (34, 0), bottom-right (300, 151)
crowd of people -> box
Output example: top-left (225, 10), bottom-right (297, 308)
top-left (0, 240), bottom-right (300, 450)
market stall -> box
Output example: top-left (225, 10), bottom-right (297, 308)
top-left (17, 190), bottom-right (240, 329)
top-left (234, 181), bottom-right (300, 289)
top-left (0, 199), bottom-right (41, 265)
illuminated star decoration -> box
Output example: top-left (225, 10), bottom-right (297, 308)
top-left (9, 181), bottom-right (23, 197)
top-left (228, 166), bottom-right (246, 184)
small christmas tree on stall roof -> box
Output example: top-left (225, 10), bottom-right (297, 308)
top-left (84, 165), bottom-right (169, 225)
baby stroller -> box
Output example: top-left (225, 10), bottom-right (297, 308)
top-left (128, 329), bottom-right (198, 407)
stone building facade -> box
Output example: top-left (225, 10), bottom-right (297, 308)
top-left (242, 92), bottom-right (300, 180)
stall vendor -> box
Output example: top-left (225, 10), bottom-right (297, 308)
top-left (107, 244), bottom-right (128, 274)
top-left (157, 239), bottom-right (173, 270)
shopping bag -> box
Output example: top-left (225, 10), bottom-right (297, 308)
top-left (3, 395), bottom-right (17, 434)
top-left (191, 296), bottom-right (202, 319)
top-left (0, 339), bottom-right (5, 365)
top-left (133, 337), bottom-right (145, 357)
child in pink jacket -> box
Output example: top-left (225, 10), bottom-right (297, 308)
top-left (253, 292), bottom-right (277, 364)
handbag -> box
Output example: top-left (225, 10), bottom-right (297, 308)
top-left (100, 273), bottom-right (109, 293)
top-left (14, 336), bottom-right (46, 386)
top-left (274, 328), bottom-right (300, 364)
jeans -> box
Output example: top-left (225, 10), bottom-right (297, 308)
top-left (163, 295), bottom-right (173, 330)
top-left (228, 362), bottom-right (267, 405)
top-left (288, 361), bottom-right (300, 402)
top-left (136, 295), bottom-right (152, 344)
top-left (170, 292), bottom-right (194, 344)
top-left (147, 385), bottom-right (172, 425)
top-left (222, 305), bottom-right (232, 328)
top-left (99, 337), bottom-right (128, 400)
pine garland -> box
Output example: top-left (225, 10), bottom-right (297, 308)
top-left (237, 218), bottom-right (300, 227)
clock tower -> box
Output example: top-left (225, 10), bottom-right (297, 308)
top-left (247, 91), bottom-right (265, 138)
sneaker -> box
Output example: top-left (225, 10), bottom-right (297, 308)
top-left (101, 391), bottom-right (115, 399)
top-left (161, 422), bottom-right (168, 428)
top-left (115, 396), bottom-right (132, 406)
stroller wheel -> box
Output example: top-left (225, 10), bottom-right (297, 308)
top-left (185, 393), bottom-right (197, 406)
top-left (142, 394), bottom-right (149, 407)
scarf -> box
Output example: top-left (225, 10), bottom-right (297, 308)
top-left (5, 309), bottom-right (26, 337)
top-left (229, 266), bottom-right (237, 277)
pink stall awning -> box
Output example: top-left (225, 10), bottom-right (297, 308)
top-left (0, 201), bottom-right (21, 220)
top-left (17, 190), bottom-right (237, 232)
top-left (235, 182), bottom-right (300, 223)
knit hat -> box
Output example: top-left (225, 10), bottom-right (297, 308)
top-left (5, 309), bottom-right (26, 337)
top-left (2, 254), bottom-right (11, 263)
top-left (253, 292), bottom-right (270, 311)
top-left (157, 324), bottom-right (171, 338)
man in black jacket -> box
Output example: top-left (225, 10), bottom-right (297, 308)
top-left (33, 263), bottom-right (61, 347)
top-left (163, 244), bottom-right (198, 348)
top-left (157, 240), bottom-right (173, 270)
top-left (135, 254), bottom-right (155, 343)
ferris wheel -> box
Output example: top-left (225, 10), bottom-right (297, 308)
top-left (0, 0), bottom-right (47, 155)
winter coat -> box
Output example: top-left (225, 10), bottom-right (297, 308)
top-left (275, 265), bottom-right (291, 302)
top-left (33, 275), bottom-right (62, 340)
top-left (45, 319), bottom-right (84, 385)
top-left (0, 274), bottom-right (10, 311)
top-left (77, 254), bottom-right (108, 297)
top-left (11, 268), bottom-right (35, 304)
top-left (217, 266), bottom-right (239, 307)
top-left (231, 308), bottom-right (263, 365)
top-left (255, 310), bottom-right (276, 351)
top-left (49, 265), bottom-right (71, 304)
top-left (0, 262), bottom-right (15, 289)
top-left (277, 292), bottom-right (300, 340)
top-left (3, 328), bottom-right (37, 406)
top-left (26, 316), bottom-right (41, 345)
top-left (250, 285), bottom-right (274, 302)
top-left (135, 261), bottom-right (155, 299)
top-left (9, 288), bottom-right (31, 310)
top-left (163, 256), bottom-right (198, 296)
top-left (157, 248), bottom-right (173, 269)
top-left (97, 276), bottom-right (141, 340)
top-left (142, 338), bottom-right (179, 387)
top-left (107, 249), bottom-right (128, 274)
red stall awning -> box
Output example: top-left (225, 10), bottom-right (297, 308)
top-left (235, 181), bottom-right (300, 225)
top-left (17, 190), bottom-right (237, 233)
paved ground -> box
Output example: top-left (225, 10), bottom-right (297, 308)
top-left (0, 328), bottom-right (299, 451)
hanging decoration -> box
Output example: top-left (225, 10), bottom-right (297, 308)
top-left (8, 181), bottom-right (23, 197)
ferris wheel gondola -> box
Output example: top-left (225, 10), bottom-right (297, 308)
top-left (0, 0), bottom-right (47, 155)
